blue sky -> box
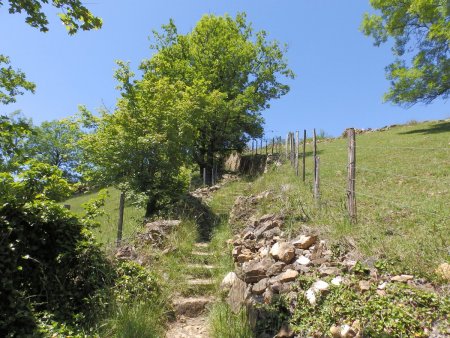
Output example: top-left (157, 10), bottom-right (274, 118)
top-left (1, 0), bottom-right (448, 137)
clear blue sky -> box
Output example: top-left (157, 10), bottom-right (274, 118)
top-left (1, 0), bottom-right (448, 137)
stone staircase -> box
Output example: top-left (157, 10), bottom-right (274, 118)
top-left (166, 242), bottom-right (217, 337)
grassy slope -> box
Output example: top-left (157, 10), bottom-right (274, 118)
top-left (65, 188), bottom-right (145, 247)
top-left (211, 119), bottom-right (449, 279)
top-left (67, 119), bottom-right (449, 278)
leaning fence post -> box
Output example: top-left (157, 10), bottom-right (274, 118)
top-left (117, 191), bottom-right (125, 247)
top-left (314, 156), bottom-right (320, 207)
top-left (347, 128), bottom-right (357, 223)
top-left (302, 129), bottom-right (306, 182)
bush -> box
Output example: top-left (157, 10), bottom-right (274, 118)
top-left (0, 164), bottom-right (114, 336)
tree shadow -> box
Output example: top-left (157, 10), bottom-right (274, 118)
top-left (399, 121), bottom-right (450, 135)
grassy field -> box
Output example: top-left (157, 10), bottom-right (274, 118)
top-left (66, 119), bottom-right (449, 279)
top-left (64, 188), bottom-right (145, 247)
top-left (213, 119), bottom-right (450, 280)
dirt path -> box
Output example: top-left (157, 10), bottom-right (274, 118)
top-left (166, 242), bottom-right (216, 338)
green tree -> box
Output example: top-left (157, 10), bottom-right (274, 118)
top-left (0, 112), bottom-right (33, 171)
top-left (361, 0), bottom-right (449, 105)
top-left (140, 13), bottom-right (294, 184)
top-left (80, 73), bottom-right (196, 215)
top-left (0, 0), bottom-right (101, 105)
top-left (26, 117), bottom-right (84, 181)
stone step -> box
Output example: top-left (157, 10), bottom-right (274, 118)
top-left (173, 296), bottom-right (214, 318)
top-left (191, 251), bottom-right (212, 256)
top-left (183, 278), bottom-right (216, 296)
top-left (189, 252), bottom-right (214, 264)
top-left (194, 242), bottom-right (210, 249)
top-left (186, 265), bottom-right (216, 278)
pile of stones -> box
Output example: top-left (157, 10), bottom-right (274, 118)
top-left (220, 211), bottom-right (444, 338)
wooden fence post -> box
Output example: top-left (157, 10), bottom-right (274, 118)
top-left (347, 128), bottom-right (357, 223)
top-left (314, 156), bottom-right (320, 207)
top-left (302, 129), bottom-right (306, 182)
top-left (292, 132), bottom-right (295, 167)
top-left (271, 137), bottom-right (274, 155)
top-left (265, 139), bottom-right (268, 155)
top-left (285, 133), bottom-right (289, 160)
top-left (117, 191), bottom-right (125, 247)
top-left (313, 128), bottom-right (317, 182)
top-left (295, 131), bottom-right (299, 176)
top-left (203, 167), bottom-right (206, 186)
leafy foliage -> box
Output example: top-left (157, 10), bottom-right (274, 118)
top-left (80, 75), bottom-right (194, 215)
top-left (0, 112), bottom-right (33, 171)
top-left (140, 13), bottom-right (294, 183)
top-left (0, 55), bottom-right (36, 104)
top-left (361, 0), bottom-right (449, 105)
top-left (1, 0), bottom-right (102, 34)
top-left (290, 275), bottom-right (449, 337)
top-left (26, 117), bottom-right (84, 181)
top-left (0, 164), bottom-right (114, 336)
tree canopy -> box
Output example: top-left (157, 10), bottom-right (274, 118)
top-left (361, 0), bottom-right (449, 106)
top-left (26, 117), bottom-right (84, 181)
top-left (141, 13), bottom-right (294, 183)
top-left (1, 0), bottom-right (102, 34)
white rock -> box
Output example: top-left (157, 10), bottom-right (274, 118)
top-left (377, 281), bottom-right (387, 290)
top-left (305, 288), bottom-right (316, 306)
top-left (259, 246), bottom-right (270, 257)
top-left (341, 324), bottom-right (357, 338)
top-left (220, 272), bottom-right (237, 291)
top-left (296, 255), bottom-right (311, 265)
top-left (270, 242), bottom-right (280, 256)
top-left (312, 280), bottom-right (330, 292)
top-left (331, 276), bottom-right (343, 286)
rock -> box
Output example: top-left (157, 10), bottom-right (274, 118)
top-left (341, 324), bottom-right (357, 338)
top-left (115, 245), bottom-right (137, 260)
top-left (358, 280), bottom-right (371, 292)
top-left (319, 266), bottom-right (340, 276)
top-left (312, 280), bottom-right (330, 292)
top-left (252, 278), bottom-right (268, 295)
top-left (263, 288), bottom-right (273, 304)
top-left (331, 276), bottom-right (343, 286)
top-left (145, 219), bottom-right (181, 234)
top-left (227, 275), bottom-right (247, 313)
top-left (376, 289), bottom-right (386, 297)
top-left (220, 272), bottom-right (238, 292)
top-left (330, 325), bottom-right (341, 338)
top-left (305, 288), bottom-right (316, 306)
top-left (436, 263), bottom-right (450, 280)
top-left (173, 297), bottom-right (213, 317)
top-left (296, 255), bottom-right (311, 266)
top-left (266, 261), bottom-right (286, 277)
top-left (377, 281), bottom-right (387, 290)
top-left (262, 227), bottom-right (281, 239)
top-left (270, 242), bottom-right (296, 263)
top-left (242, 258), bottom-right (274, 283)
top-left (277, 269), bottom-right (299, 283)
top-left (311, 257), bottom-right (328, 266)
top-left (292, 235), bottom-right (317, 249)
top-left (275, 322), bottom-right (294, 338)
top-left (391, 274), bottom-right (414, 283)
top-left (237, 248), bottom-right (254, 263)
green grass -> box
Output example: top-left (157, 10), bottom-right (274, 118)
top-left (64, 187), bottom-right (145, 247)
top-left (209, 119), bottom-right (450, 280)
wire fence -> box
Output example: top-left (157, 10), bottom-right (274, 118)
top-left (275, 127), bottom-right (450, 227)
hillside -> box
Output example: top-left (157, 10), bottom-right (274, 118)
top-left (66, 119), bottom-right (450, 337)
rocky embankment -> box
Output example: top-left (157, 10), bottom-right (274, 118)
top-left (220, 193), bottom-right (449, 338)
